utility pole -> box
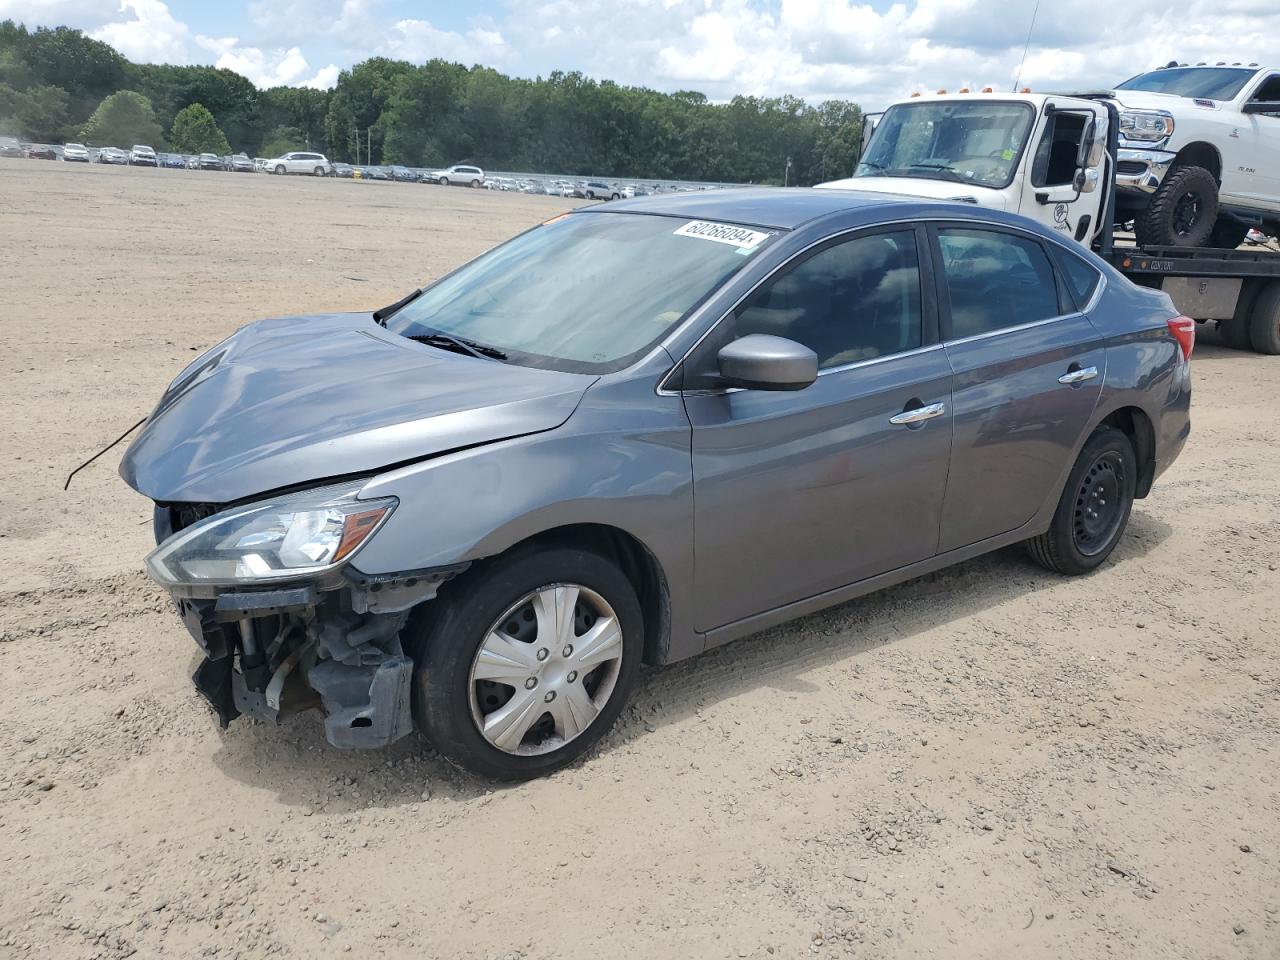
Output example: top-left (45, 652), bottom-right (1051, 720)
top-left (353, 126), bottom-right (360, 166)
top-left (783, 156), bottom-right (793, 187)
top-left (367, 128), bottom-right (372, 166)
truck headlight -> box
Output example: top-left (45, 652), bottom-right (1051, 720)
top-left (146, 484), bottom-right (396, 587)
top-left (1119, 110), bottom-right (1174, 142)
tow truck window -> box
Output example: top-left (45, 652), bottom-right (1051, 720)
top-left (854, 101), bottom-right (1034, 190)
top-left (1031, 112), bottom-right (1088, 188)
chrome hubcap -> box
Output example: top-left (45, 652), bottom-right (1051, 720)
top-left (468, 585), bottom-right (623, 756)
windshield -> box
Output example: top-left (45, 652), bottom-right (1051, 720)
top-left (387, 211), bottom-right (776, 373)
top-left (854, 100), bottom-right (1034, 189)
top-left (1117, 67), bottom-right (1258, 100)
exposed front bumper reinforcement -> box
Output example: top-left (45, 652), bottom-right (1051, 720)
top-left (177, 560), bottom-right (467, 749)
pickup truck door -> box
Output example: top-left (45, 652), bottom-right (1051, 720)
top-left (1017, 100), bottom-right (1108, 246)
top-left (1234, 73), bottom-right (1280, 209)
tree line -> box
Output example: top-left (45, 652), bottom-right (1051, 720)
top-left (0, 20), bottom-right (864, 184)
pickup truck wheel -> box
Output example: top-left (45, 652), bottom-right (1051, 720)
top-left (1208, 216), bottom-right (1250, 250)
top-left (410, 546), bottom-right (643, 780)
top-left (1134, 165), bottom-right (1218, 248)
top-left (1249, 282), bottom-right (1280, 355)
top-left (1025, 426), bottom-right (1137, 576)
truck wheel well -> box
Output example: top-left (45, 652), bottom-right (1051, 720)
top-left (496, 524), bottom-right (671, 666)
top-left (1100, 407), bottom-right (1156, 498)
top-left (1173, 142), bottom-right (1221, 183)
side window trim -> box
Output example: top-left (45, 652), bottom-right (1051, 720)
top-left (928, 220), bottom-right (1079, 345)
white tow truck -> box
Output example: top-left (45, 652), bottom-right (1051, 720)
top-left (818, 63), bottom-right (1280, 353)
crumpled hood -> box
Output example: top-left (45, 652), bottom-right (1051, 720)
top-left (815, 178), bottom-right (1007, 209)
top-left (121, 312), bottom-right (594, 503)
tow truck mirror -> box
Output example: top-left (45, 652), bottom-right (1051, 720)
top-left (1075, 118), bottom-right (1097, 171)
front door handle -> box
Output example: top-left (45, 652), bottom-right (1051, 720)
top-left (890, 401), bottom-right (946, 425)
top-left (1058, 365), bottom-right (1099, 385)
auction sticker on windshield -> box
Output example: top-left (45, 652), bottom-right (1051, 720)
top-left (674, 220), bottom-right (771, 250)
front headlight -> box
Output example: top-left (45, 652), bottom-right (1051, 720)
top-left (146, 484), bottom-right (396, 587)
top-left (1119, 110), bottom-right (1174, 142)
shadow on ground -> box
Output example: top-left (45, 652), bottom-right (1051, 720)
top-left (207, 510), bottom-right (1173, 807)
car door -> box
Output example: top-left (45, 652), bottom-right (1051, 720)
top-left (932, 224), bottom-right (1105, 553)
top-left (1019, 100), bottom-right (1106, 244)
top-left (682, 226), bottom-right (954, 632)
top-left (1236, 72), bottom-right (1280, 207)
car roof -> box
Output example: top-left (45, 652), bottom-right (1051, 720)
top-left (596, 187), bottom-right (947, 230)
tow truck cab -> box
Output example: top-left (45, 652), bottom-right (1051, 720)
top-left (818, 91), bottom-right (1113, 247)
top-left (818, 90), bottom-right (1280, 355)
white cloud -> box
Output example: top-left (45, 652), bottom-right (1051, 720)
top-left (380, 19), bottom-right (511, 65)
top-left (305, 64), bottom-right (341, 89)
top-left (89, 0), bottom-right (191, 64)
top-left (15, 0), bottom-right (1280, 106)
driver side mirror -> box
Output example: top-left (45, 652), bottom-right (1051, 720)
top-left (717, 335), bottom-right (818, 391)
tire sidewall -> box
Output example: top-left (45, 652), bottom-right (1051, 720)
top-left (1048, 427), bottom-right (1137, 574)
top-left (1139, 165), bottom-right (1219, 247)
top-left (411, 547), bottom-right (644, 780)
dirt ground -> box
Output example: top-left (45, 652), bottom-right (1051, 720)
top-left (1, 159), bottom-right (1277, 960)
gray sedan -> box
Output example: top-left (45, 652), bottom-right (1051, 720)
top-left (120, 190), bottom-right (1192, 780)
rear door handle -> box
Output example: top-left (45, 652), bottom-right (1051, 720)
top-left (890, 401), bottom-right (946, 425)
top-left (1058, 365), bottom-right (1098, 385)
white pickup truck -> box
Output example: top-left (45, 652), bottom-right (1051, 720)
top-left (817, 63), bottom-right (1280, 353)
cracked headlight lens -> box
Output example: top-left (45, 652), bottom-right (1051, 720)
top-left (146, 484), bottom-right (396, 587)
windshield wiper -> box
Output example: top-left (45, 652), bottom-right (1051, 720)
top-left (407, 332), bottom-right (507, 361)
top-left (373, 287), bottom-right (423, 324)
top-left (857, 160), bottom-right (887, 173)
top-left (903, 163), bottom-right (969, 183)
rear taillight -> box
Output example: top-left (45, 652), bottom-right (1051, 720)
top-left (1167, 315), bottom-right (1195, 360)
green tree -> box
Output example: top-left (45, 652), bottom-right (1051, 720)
top-left (0, 81), bottom-right (69, 140)
top-left (80, 89), bottom-right (162, 146)
top-left (260, 124), bottom-right (305, 157)
top-left (169, 101), bottom-right (231, 153)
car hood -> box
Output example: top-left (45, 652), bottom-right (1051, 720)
top-left (815, 177), bottom-right (1007, 208)
top-left (120, 312), bottom-right (594, 504)
top-left (1106, 90), bottom-right (1197, 112)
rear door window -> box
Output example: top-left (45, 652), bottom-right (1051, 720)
top-left (936, 228), bottom-right (1061, 339)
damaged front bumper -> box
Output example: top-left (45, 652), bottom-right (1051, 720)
top-left (157, 504), bottom-right (466, 748)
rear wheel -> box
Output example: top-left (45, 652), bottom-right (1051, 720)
top-left (1134, 165), bottom-right (1218, 248)
top-left (410, 546), bottom-right (643, 780)
top-left (1025, 426), bottom-right (1137, 576)
top-left (1208, 215), bottom-right (1250, 250)
top-left (1249, 281), bottom-right (1280, 355)
top-left (1221, 281), bottom-right (1260, 349)
top-left (470, 179), bottom-right (480, 188)
top-left (313, 166), bottom-right (325, 176)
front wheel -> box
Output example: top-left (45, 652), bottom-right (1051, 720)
top-left (1134, 165), bottom-right (1218, 247)
top-left (410, 546), bottom-right (643, 780)
top-left (274, 164), bottom-right (286, 175)
top-left (1025, 426), bottom-right (1137, 576)
top-left (439, 177), bottom-right (449, 186)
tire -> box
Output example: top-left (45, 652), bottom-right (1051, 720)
top-left (274, 164), bottom-right (285, 175)
top-left (1133, 165), bottom-right (1219, 248)
top-left (1249, 281), bottom-right (1280, 355)
top-left (440, 177), bottom-right (449, 186)
top-left (470, 179), bottom-right (480, 188)
top-left (611, 193), bottom-right (620, 200)
top-left (1025, 426), bottom-right (1138, 576)
top-left (410, 546), bottom-right (643, 780)
top-left (1221, 281), bottom-right (1261, 349)
top-left (313, 166), bottom-right (324, 176)
top-left (1208, 215), bottom-right (1250, 250)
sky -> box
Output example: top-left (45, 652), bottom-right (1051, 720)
top-left (4, 0), bottom-right (1277, 109)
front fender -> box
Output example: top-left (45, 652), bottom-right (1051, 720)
top-left (349, 358), bottom-right (700, 659)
